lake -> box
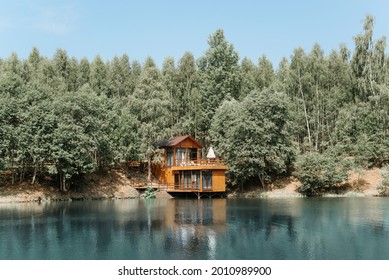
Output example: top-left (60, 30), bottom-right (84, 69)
top-left (0, 197), bottom-right (388, 259)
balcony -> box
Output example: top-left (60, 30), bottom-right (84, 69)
top-left (167, 158), bottom-right (228, 170)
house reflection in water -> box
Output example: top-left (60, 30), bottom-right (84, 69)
top-left (162, 199), bottom-right (227, 259)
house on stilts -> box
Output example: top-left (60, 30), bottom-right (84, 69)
top-left (152, 135), bottom-right (228, 198)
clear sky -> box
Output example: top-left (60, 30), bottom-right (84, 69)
top-left (0, 0), bottom-right (388, 67)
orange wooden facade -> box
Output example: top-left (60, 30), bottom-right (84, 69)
top-left (152, 135), bottom-right (228, 195)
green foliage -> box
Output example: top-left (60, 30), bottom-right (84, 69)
top-left (0, 15), bottom-right (388, 194)
top-left (51, 90), bottom-right (101, 190)
top-left (176, 52), bottom-right (198, 132)
top-left (132, 57), bottom-right (171, 181)
top-left (90, 55), bottom-right (110, 96)
top-left (377, 165), bottom-right (389, 196)
top-left (210, 89), bottom-right (293, 187)
top-left (109, 54), bottom-right (133, 98)
top-left (143, 187), bottom-right (156, 199)
top-left (256, 55), bottom-right (275, 91)
top-left (197, 29), bottom-right (242, 142)
top-left (240, 58), bottom-right (257, 98)
top-left (294, 152), bottom-right (351, 196)
top-left (335, 85), bottom-right (389, 166)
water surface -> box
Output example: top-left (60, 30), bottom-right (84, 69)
top-left (0, 197), bottom-right (388, 259)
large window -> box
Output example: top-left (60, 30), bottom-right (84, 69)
top-left (191, 171), bottom-right (200, 189)
top-left (183, 171), bottom-right (191, 187)
top-left (166, 148), bottom-right (173, 167)
top-left (202, 170), bottom-right (212, 190)
top-left (174, 148), bottom-right (199, 166)
top-left (178, 170), bottom-right (200, 189)
top-left (176, 148), bottom-right (187, 165)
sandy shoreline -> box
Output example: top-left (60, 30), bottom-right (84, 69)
top-left (259, 168), bottom-right (381, 198)
top-left (228, 168), bottom-right (383, 198)
top-left (0, 170), bottom-right (140, 204)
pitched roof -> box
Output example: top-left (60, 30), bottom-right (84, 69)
top-left (157, 135), bottom-right (203, 148)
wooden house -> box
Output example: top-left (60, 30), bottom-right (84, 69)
top-left (152, 135), bottom-right (228, 197)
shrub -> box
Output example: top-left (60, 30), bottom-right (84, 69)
top-left (143, 187), bottom-right (156, 199)
top-left (293, 152), bottom-right (351, 196)
top-left (377, 165), bottom-right (389, 196)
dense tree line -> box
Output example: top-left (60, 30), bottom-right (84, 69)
top-left (0, 15), bottom-right (388, 193)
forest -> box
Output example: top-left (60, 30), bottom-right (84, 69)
top-left (1, 15), bottom-right (389, 195)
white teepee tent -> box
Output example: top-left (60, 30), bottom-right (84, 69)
top-left (206, 147), bottom-right (216, 159)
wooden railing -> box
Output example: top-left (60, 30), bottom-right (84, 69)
top-left (173, 184), bottom-right (200, 190)
top-left (172, 158), bottom-right (225, 167)
top-left (170, 184), bottom-right (213, 191)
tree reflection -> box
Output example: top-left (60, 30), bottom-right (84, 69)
top-left (1, 198), bottom-right (389, 259)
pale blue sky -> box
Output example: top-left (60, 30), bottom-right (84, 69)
top-left (0, 0), bottom-right (388, 67)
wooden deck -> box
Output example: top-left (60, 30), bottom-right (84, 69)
top-left (132, 182), bottom-right (226, 198)
top-left (132, 182), bottom-right (168, 190)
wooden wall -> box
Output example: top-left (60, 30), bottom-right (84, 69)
top-left (173, 138), bottom-right (201, 148)
top-left (165, 169), bottom-right (174, 186)
top-left (161, 168), bottom-right (226, 192)
top-left (212, 170), bottom-right (226, 192)
top-left (151, 164), bottom-right (166, 183)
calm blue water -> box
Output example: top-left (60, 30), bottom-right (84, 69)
top-left (0, 197), bottom-right (388, 260)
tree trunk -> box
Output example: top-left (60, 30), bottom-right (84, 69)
top-left (59, 172), bottom-right (67, 191)
top-left (298, 69), bottom-right (312, 149)
top-left (147, 157), bottom-right (152, 182)
top-left (59, 172), bottom-right (63, 191)
top-left (11, 159), bottom-right (15, 185)
top-left (19, 164), bottom-right (24, 183)
top-left (31, 166), bottom-right (37, 185)
top-left (63, 175), bottom-right (66, 191)
top-left (19, 169), bottom-right (24, 183)
top-left (259, 173), bottom-right (265, 189)
top-left (368, 55), bottom-right (376, 97)
top-left (315, 83), bottom-right (320, 152)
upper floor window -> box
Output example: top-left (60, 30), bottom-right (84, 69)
top-left (166, 148), bottom-right (173, 167)
top-left (190, 148), bottom-right (198, 161)
top-left (176, 148), bottom-right (187, 165)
